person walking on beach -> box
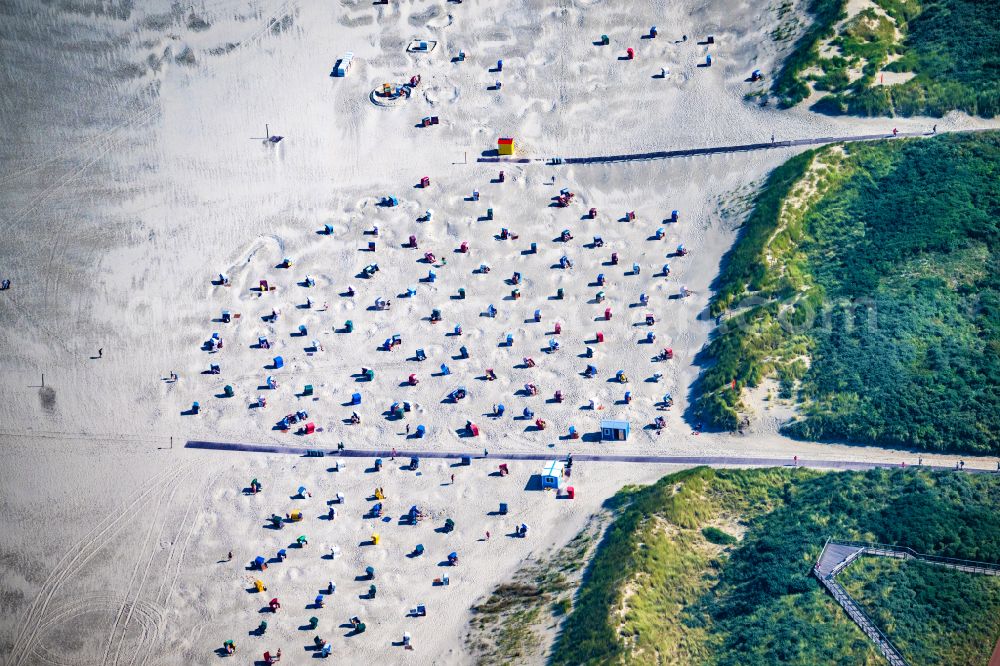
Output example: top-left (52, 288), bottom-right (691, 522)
top-left (486, 530), bottom-right (491, 541)
top-left (227, 551), bottom-right (233, 562)
top-left (391, 447), bottom-right (397, 461)
top-left (97, 348), bottom-right (103, 358)
top-left (405, 424), bottom-right (410, 435)
top-left (450, 474), bottom-right (455, 485)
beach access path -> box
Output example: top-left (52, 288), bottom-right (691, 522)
top-left (186, 439), bottom-right (993, 474)
top-left (477, 127), bottom-right (992, 165)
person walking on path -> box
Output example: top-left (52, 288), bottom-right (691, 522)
top-left (391, 447), bottom-right (397, 460)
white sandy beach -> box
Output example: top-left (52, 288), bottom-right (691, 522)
top-left (1, 0), bottom-right (998, 663)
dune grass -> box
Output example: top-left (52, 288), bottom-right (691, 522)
top-left (552, 467), bottom-right (1000, 665)
top-left (774, 0), bottom-right (1000, 117)
top-left (840, 557), bottom-right (1000, 665)
top-left (697, 132), bottom-right (1000, 453)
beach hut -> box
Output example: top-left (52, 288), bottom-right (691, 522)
top-left (332, 52), bottom-right (354, 77)
top-left (253, 556), bottom-right (267, 570)
top-left (601, 420), bottom-right (630, 441)
top-left (351, 392), bottom-right (362, 405)
top-left (254, 579), bottom-right (266, 592)
top-left (497, 137), bottom-right (515, 155)
top-left (541, 460), bottom-right (565, 489)
top-left (273, 356), bottom-right (284, 369)
top-left (223, 384), bottom-right (234, 397)
top-left (415, 425), bottom-right (426, 438)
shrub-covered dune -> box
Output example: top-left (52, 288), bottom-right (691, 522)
top-left (552, 467), bottom-right (1000, 665)
top-left (697, 132), bottom-right (1000, 454)
top-left (772, 0), bottom-right (1000, 117)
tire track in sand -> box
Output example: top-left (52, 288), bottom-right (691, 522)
top-left (105, 465), bottom-right (194, 666)
top-left (7, 463), bottom-right (191, 666)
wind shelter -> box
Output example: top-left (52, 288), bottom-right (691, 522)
top-left (541, 460), bottom-right (565, 489)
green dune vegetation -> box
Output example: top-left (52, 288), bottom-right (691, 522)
top-left (840, 556), bottom-right (1000, 665)
top-left (771, 0), bottom-right (1000, 117)
top-left (551, 467), bottom-right (1000, 666)
top-left (695, 132), bottom-right (1000, 453)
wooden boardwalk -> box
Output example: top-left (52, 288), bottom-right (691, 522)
top-left (814, 540), bottom-right (1000, 666)
top-left (477, 127), bottom-right (997, 166)
top-left (184, 440), bottom-right (997, 475)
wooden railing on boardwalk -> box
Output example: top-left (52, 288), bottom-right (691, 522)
top-left (813, 539), bottom-right (1000, 666)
